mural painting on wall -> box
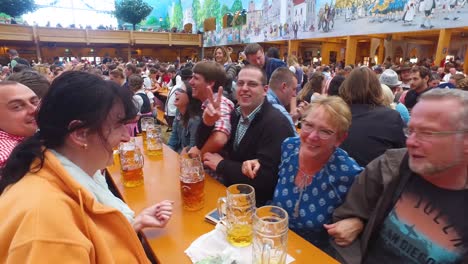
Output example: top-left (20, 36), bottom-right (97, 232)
top-left (198, 0), bottom-right (468, 47)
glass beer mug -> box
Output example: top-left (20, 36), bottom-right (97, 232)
top-left (179, 155), bottom-right (205, 211)
top-left (119, 139), bottom-right (144, 187)
top-left (140, 116), bottom-right (155, 151)
top-left (217, 184), bottom-right (256, 247)
top-left (146, 123), bottom-right (163, 156)
top-left (252, 206), bottom-right (289, 264)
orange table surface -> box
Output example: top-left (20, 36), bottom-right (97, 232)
top-left (107, 142), bottom-right (339, 264)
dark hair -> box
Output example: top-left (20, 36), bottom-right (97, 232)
top-left (7, 70), bottom-right (50, 99)
top-left (128, 74), bottom-right (143, 92)
top-left (125, 63), bottom-right (137, 74)
top-left (240, 65), bottom-right (267, 86)
top-left (7, 49), bottom-right (18, 56)
top-left (410, 66), bottom-right (430, 80)
top-left (180, 80), bottom-right (202, 127)
top-left (327, 75), bottom-right (346, 96)
top-left (298, 72), bottom-right (324, 101)
top-left (192, 61), bottom-right (227, 93)
top-left (266, 47), bottom-right (280, 59)
top-left (12, 64), bottom-right (29, 73)
top-left (0, 71), bottom-right (137, 194)
top-left (244, 43), bottom-right (263, 56)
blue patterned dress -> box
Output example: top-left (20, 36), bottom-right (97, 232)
top-left (272, 137), bottom-right (363, 250)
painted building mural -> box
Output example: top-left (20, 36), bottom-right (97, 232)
top-left (201, 0), bottom-right (467, 46)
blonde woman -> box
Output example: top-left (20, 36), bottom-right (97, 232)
top-left (287, 55), bottom-right (304, 93)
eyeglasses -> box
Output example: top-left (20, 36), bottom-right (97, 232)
top-left (404, 128), bottom-right (468, 141)
top-left (301, 121), bottom-right (336, 140)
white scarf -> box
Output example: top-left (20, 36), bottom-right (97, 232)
top-left (50, 149), bottom-right (135, 223)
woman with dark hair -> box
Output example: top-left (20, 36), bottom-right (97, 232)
top-left (167, 81), bottom-right (202, 153)
top-left (339, 67), bottom-right (406, 166)
top-left (0, 71), bottom-right (173, 262)
top-left (327, 75), bottom-right (345, 96)
top-left (297, 72), bottom-right (325, 103)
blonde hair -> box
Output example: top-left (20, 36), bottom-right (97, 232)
top-left (302, 96), bottom-right (352, 137)
top-left (287, 55), bottom-right (299, 67)
top-left (213, 46), bottom-right (231, 64)
top-left (381, 84), bottom-right (396, 110)
top-left (33, 64), bottom-right (50, 76)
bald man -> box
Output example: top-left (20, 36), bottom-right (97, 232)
top-left (0, 81), bottom-right (39, 167)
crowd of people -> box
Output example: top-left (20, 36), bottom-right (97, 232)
top-left (0, 43), bottom-right (467, 263)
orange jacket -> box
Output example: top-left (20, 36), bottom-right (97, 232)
top-left (0, 150), bottom-right (150, 263)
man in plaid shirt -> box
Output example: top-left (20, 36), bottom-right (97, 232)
top-left (201, 66), bottom-right (295, 206)
top-left (188, 61), bottom-right (235, 157)
top-left (0, 81), bottom-right (39, 168)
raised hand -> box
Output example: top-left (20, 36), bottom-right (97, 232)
top-left (202, 86), bottom-right (224, 126)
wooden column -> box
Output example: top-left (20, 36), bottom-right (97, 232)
top-left (434, 29), bottom-right (452, 66)
top-left (378, 38), bottom-right (385, 64)
top-left (321, 42), bottom-right (332, 65)
top-left (464, 47), bottom-right (468, 74)
top-left (345, 36), bottom-right (357, 65)
top-left (288, 40), bottom-right (300, 57)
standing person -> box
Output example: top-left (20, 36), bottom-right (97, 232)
top-left (202, 66), bottom-right (295, 206)
top-left (339, 67), bottom-right (406, 167)
top-left (288, 55), bottom-right (304, 94)
top-left (421, 0), bottom-right (436, 28)
top-left (7, 49), bottom-right (30, 69)
top-left (213, 46), bottom-right (239, 101)
top-left (244, 43), bottom-right (287, 83)
top-left (167, 81), bottom-right (202, 153)
top-left (0, 71), bottom-right (173, 262)
top-left (397, 64), bottom-right (412, 90)
top-left (403, 66), bottom-right (432, 111)
top-left (128, 74), bottom-right (153, 135)
top-left (329, 89), bottom-right (468, 264)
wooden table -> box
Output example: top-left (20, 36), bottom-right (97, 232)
top-left (107, 143), bottom-right (339, 264)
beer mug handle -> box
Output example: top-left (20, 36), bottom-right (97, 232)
top-left (136, 147), bottom-right (145, 167)
top-left (262, 238), bottom-right (274, 264)
top-left (217, 197), bottom-right (228, 227)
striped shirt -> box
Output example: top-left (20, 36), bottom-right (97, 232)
top-left (0, 130), bottom-right (24, 168)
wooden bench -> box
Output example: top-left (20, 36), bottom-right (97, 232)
top-left (156, 108), bottom-right (168, 126)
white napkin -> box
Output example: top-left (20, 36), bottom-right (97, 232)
top-left (185, 223), bottom-right (295, 264)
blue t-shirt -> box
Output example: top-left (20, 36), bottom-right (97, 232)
top-left (272, 137), bottom-right (363, 249)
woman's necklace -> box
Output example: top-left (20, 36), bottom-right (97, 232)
top-left (293, 167), bottom-right (314, 218)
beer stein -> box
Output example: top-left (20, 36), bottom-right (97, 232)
top-left (252, 206), bottom-right (289, 264)
top-left (217, 184), bottom-right (256, 247)
top-left (146, 123), bottom-right (163, 156)
top-left (119, 139), bottom-right (144, 187)
top-left (140, 117), bottom-right (155, 151)
top-left (179, 155), bottom-right (205, 211)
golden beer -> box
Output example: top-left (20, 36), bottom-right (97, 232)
top-left (141, 130), bottom-right (147, 151)
top-left (180, 177), bottom-right (205, 211)
top-left (119, 143), bottom-right (144, 187)
top-left (227, 224), bottom-right (253, 247)
top-left (122, 167), bottom-right (144, 187)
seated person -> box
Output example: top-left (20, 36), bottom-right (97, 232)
top-left (243, 96), bottom-right (362, 252)
top-left (202, 66), bottom-right (295, 206)
top-left (0, 71), bottom-right (173, 262)
top-left (0, 81), bottom-right (39, 167)
top-left (330, 89), bottom-right (468, 264)
top-left (167, 81), bottom-right (202, 153)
